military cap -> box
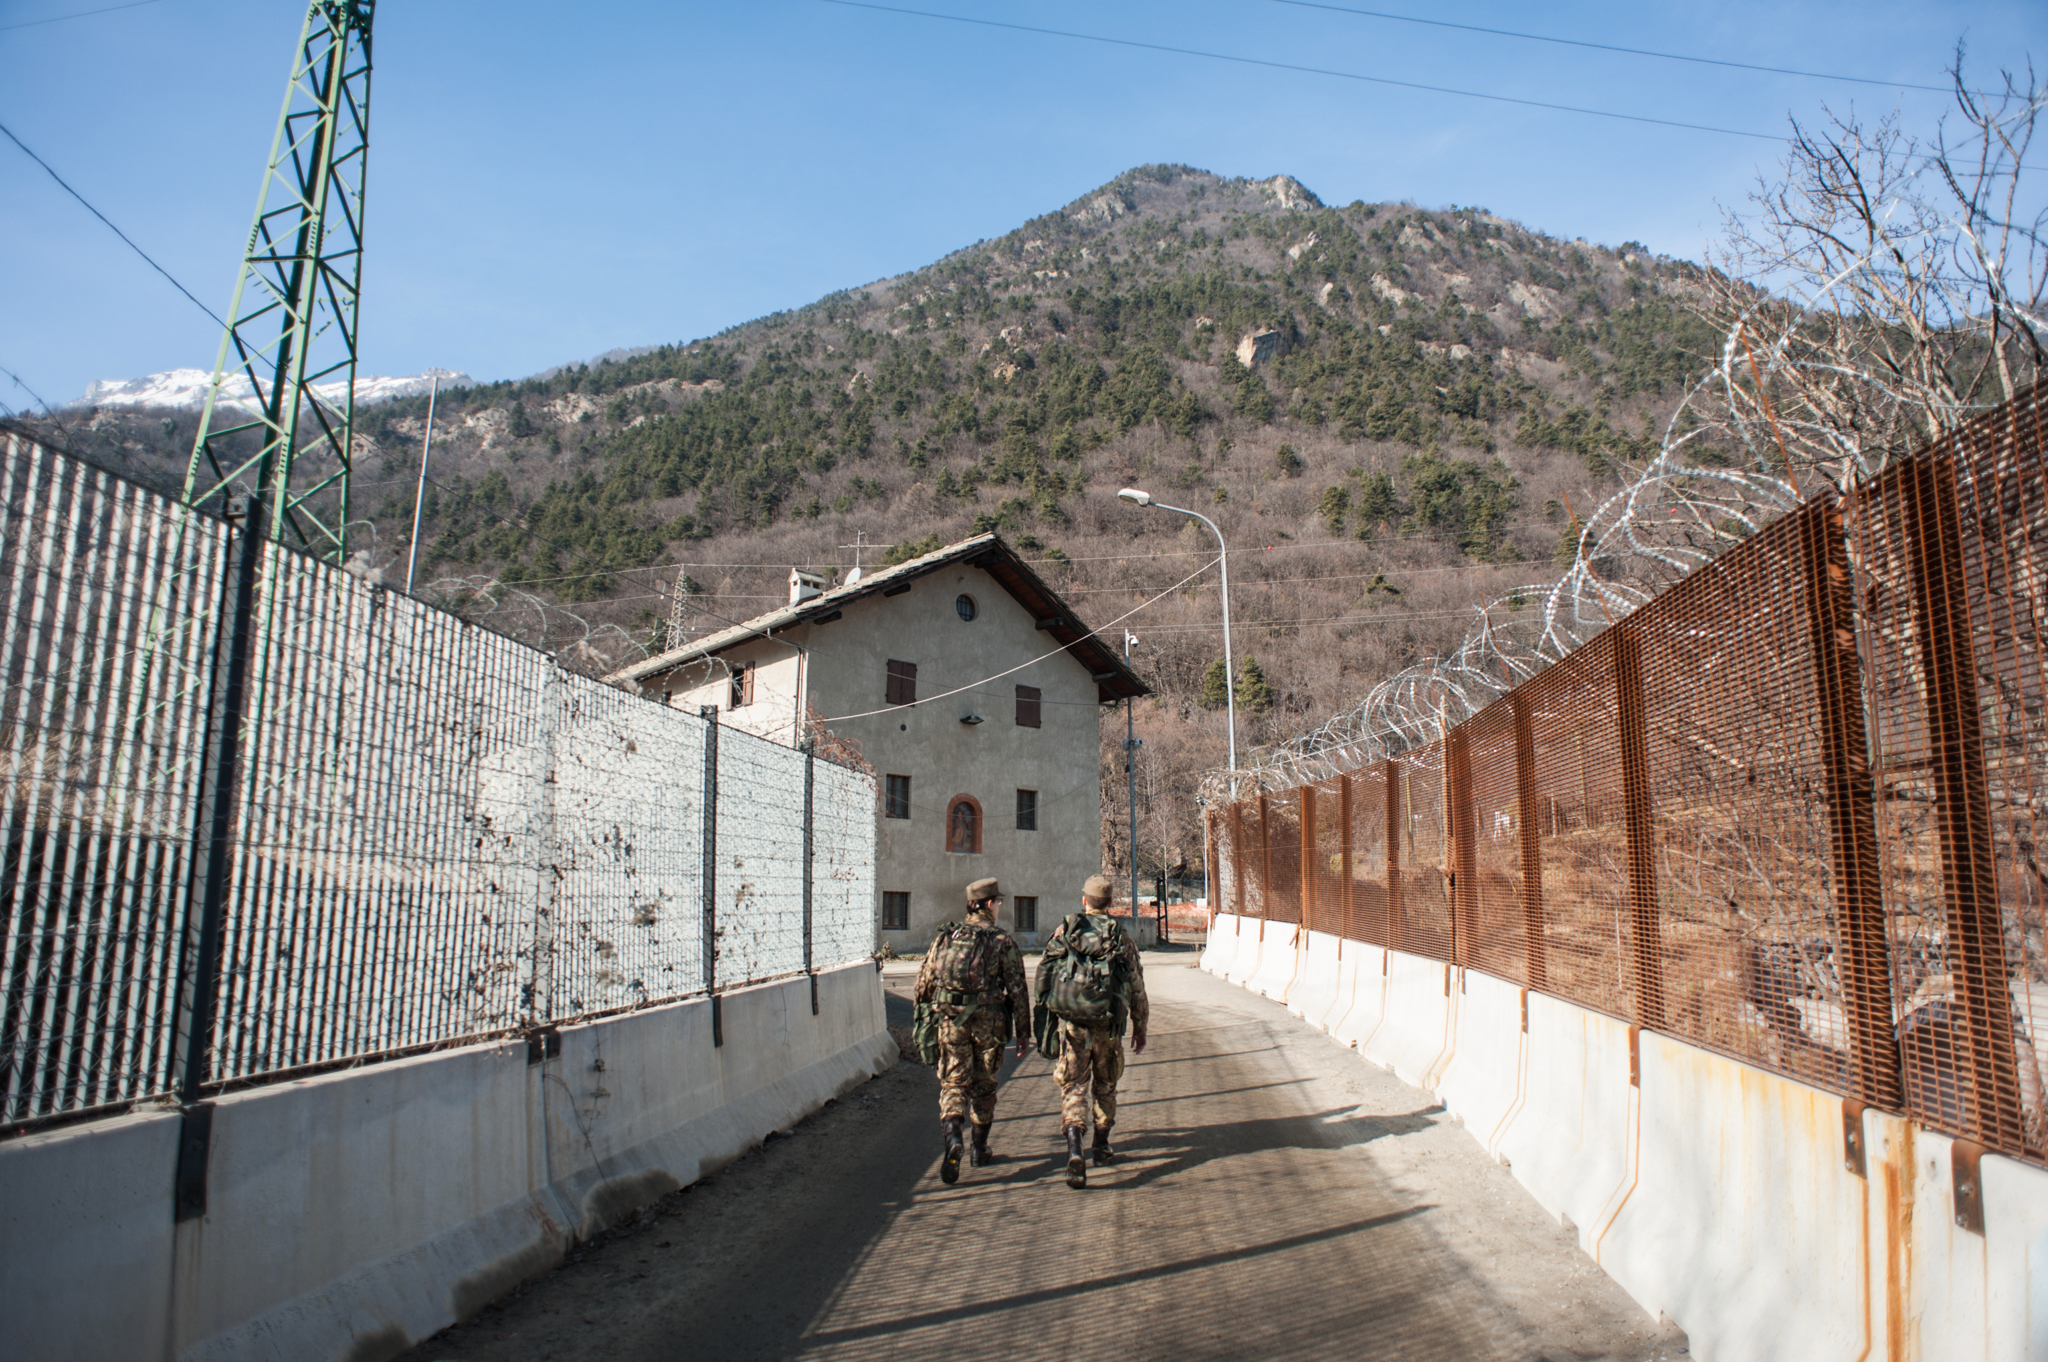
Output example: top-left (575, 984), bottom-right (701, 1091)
top-left (1082, 873), bottom-right (1115, 905)
top-left (965, 876), bottom-right (1002, 904)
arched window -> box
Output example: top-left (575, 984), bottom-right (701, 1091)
top-left (945, 795), bottom-right (982, 854)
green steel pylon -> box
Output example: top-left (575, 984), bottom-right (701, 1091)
top-left (183, 0), bottom-right (373, 563)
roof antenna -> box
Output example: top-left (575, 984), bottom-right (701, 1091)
top-left (839, 530), bottom-right (894, 585)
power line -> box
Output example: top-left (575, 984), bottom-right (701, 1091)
top-left (1268, 0), bottom-right (1964, 96)
top-left (0, 0), bottom-right (166, 33)
top-left (814, 0), bottom-right (1781, 141)
top-left (0, 119), bottom-right (225, 327)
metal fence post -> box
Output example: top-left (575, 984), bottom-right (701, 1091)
top-left (170, 492), bottom-right (261, 1220)
top-left (700, 706), bottom-right (721, 1047)
top-left (1299, 783), bottom-right (1316, 932)
top-left (1511, 693), bottom-right (1546, 991)
top-left (1385, 760), bottom-right (1402, 953)
top-left (1901, 457), bottom-right (2023, 1144)
top-left (803, 746), bottom-right (818, 1016)
top-left (1445, 728), bottom-right (1476, 967)
top-left (1339, 774), bottom-right (1354, 944)
top-left (1614, 626), bottom-right (1664, 1029)
top-left (1220, 802), bottom-right (1236, 917)
top-left (1258, 792), bottom-right (1272, 921)
top-left (1801, 500), bottom-right (1904, 1108)
top-left (524, 669), bottom-right (563, 1032)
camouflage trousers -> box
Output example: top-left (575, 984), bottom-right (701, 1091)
top-left (937, 1007), bottom-right (1008, 1124)
top-left (1053, 1020), bottom-right (1124, 1131)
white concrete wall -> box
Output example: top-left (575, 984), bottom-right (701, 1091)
top-left (1204, 913), bottom-right (2048, 1362)
top-left (0, 960), bottom-right (894, 1362)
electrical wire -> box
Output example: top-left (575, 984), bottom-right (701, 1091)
top-left (813, 0), bottom-right (1781, 141)
top-left (0, 0), bottom-right (165, 32)
top-left (0, 0), bottom-right (164, 30)
top-left (1268, 0), bottom-right (1966, 96)
top-left (0, 118), bottom-right (225, 327)
top-left (813, 554), bottom-right (1220, 722)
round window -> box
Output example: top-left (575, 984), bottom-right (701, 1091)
top-left (955, 594), bottom-right (977, 622)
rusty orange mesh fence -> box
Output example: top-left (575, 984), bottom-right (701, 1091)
top-left (1345, 766), bottom-right (1392, 946)
top-left (1461, 701), bottom-right (1529, 986)
top-left (1308, 779), bottom-right (1346, 938)
top-left (1263, 791), bottom-right (1304, 926)
top-left (1520, 634), bottom-right (1633, 1019)
top-left (1852, 389), bottom-right (2048, 1156)
top-left (1394, 744), bottom-right (1454, 960)
top-left (1211, 379), bottom-right (2048, 1163)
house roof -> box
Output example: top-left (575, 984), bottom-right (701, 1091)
top-left (604, 532), bottom-right (1151, 703)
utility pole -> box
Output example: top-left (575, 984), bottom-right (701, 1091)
top-left (1124, 630), bottom-right (1141, 927)
top-left (404, 371), bottom-right (439, 593)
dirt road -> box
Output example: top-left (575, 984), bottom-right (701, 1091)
top-left (407, 951), bottom-right (1687, 1361)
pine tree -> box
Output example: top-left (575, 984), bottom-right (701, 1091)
top-left (1317, 484), bottom-right (1350, 534)
top-left (1236, 657), bottom-right (1275, 713)
top-left (1199, 659), bottom-right (1230, 709)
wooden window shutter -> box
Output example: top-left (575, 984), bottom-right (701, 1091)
top-left (887, 659), bottom-right (917, 705)
top-left (1015, 684), bottom-right (1042, 728)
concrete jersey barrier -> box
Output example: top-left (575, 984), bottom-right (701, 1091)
top-left (1203, 912), bottom-right (2048, 1362)
top-left (0, 959), bottom-right (895, 1362)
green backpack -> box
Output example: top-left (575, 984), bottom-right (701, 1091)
top-left (930, 920), bottom-right (1004, 997)
top-left (1042, 914), bottom-right (1128, 1024)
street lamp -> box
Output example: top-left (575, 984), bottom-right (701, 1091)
top-left (1116, 488), bottom-right (1237, 785)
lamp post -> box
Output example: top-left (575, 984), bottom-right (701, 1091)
top-left (1116, 489), bottom-right (1238, 793)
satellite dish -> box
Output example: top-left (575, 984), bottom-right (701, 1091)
top-left (847, 565), bottom-right (864, 584)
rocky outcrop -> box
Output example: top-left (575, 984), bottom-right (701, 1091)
top-left (1069, 188), bottom-right (1133, 226)
top-left (1236, 330), bottom-right (1288, 368)
top-left (1257, 175), bottom-right (1320, 211)
top-left (1508, 281), bottom-right (1564, 320)
top-left (1370, 274), bottom-right (1420, 306)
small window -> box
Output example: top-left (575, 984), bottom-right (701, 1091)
top-left (1016, 788), bottom-right (1038, 831)
top-left (955, 594), bottom-right (977, 622)
top-left (885, 774), bottom-right (911, 820)
top-left (882, 891), bottom-right (910, 931)
top-left (729, 661), bottom-right (755, 708)
top-left (1015, 684), bottom-right (1041, 728)
top-left (1014, 896), bottom-right (1038, 933)
top-left (886, 658), bottom-right (918, 705)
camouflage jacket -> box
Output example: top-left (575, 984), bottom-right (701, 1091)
top-left (914, 909), bottom-right (1032, 1040)
top-left (1035, 910), bottom-right (1150, 1043)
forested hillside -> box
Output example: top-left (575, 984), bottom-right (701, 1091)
top-left (24, 164), bottom-right (1727, 888)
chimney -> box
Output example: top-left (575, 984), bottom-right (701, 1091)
top-left (789, 567), bottom-right (831, 605)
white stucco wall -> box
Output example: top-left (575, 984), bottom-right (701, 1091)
top-left (649, 564), bottom-right (1110, 949)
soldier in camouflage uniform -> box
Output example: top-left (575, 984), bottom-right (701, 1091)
top-left (1034, 873), bottom-right (1149, 1189)
top-left (914, 877), bottom-right (1032, 1184)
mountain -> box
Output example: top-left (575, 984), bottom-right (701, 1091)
top-left (74, 367), bottom-right (472, 413)
top-left (12, 164), bottom-right (1725, 886)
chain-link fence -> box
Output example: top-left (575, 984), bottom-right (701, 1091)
top-left (1208, 380), bottom-right (2048, 1167)
top-left (0, 432), bottom-right (877, 1131)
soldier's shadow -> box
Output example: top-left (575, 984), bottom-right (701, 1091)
top-left (1080, 1103), bottom-right (1446, 1190)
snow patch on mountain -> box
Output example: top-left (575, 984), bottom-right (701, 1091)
top-left (74, 368), bottom-right (471, 413)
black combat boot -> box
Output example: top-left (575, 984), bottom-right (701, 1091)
top-left (1092, 1124), bottom-right (1115, 1165)
top-left (941, 1118), bottom-right (965, 1184)
top-left (970, 1122), bottom-right (994, 1166)
top-left (1064, 1126), bottom-right (1087, 1189)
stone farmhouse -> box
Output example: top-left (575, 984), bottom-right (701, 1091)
top-left (603, 533), bottom-right (1149, 949)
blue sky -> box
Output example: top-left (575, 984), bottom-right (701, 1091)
top-left (3, 0), bottom-right (2041, 409)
